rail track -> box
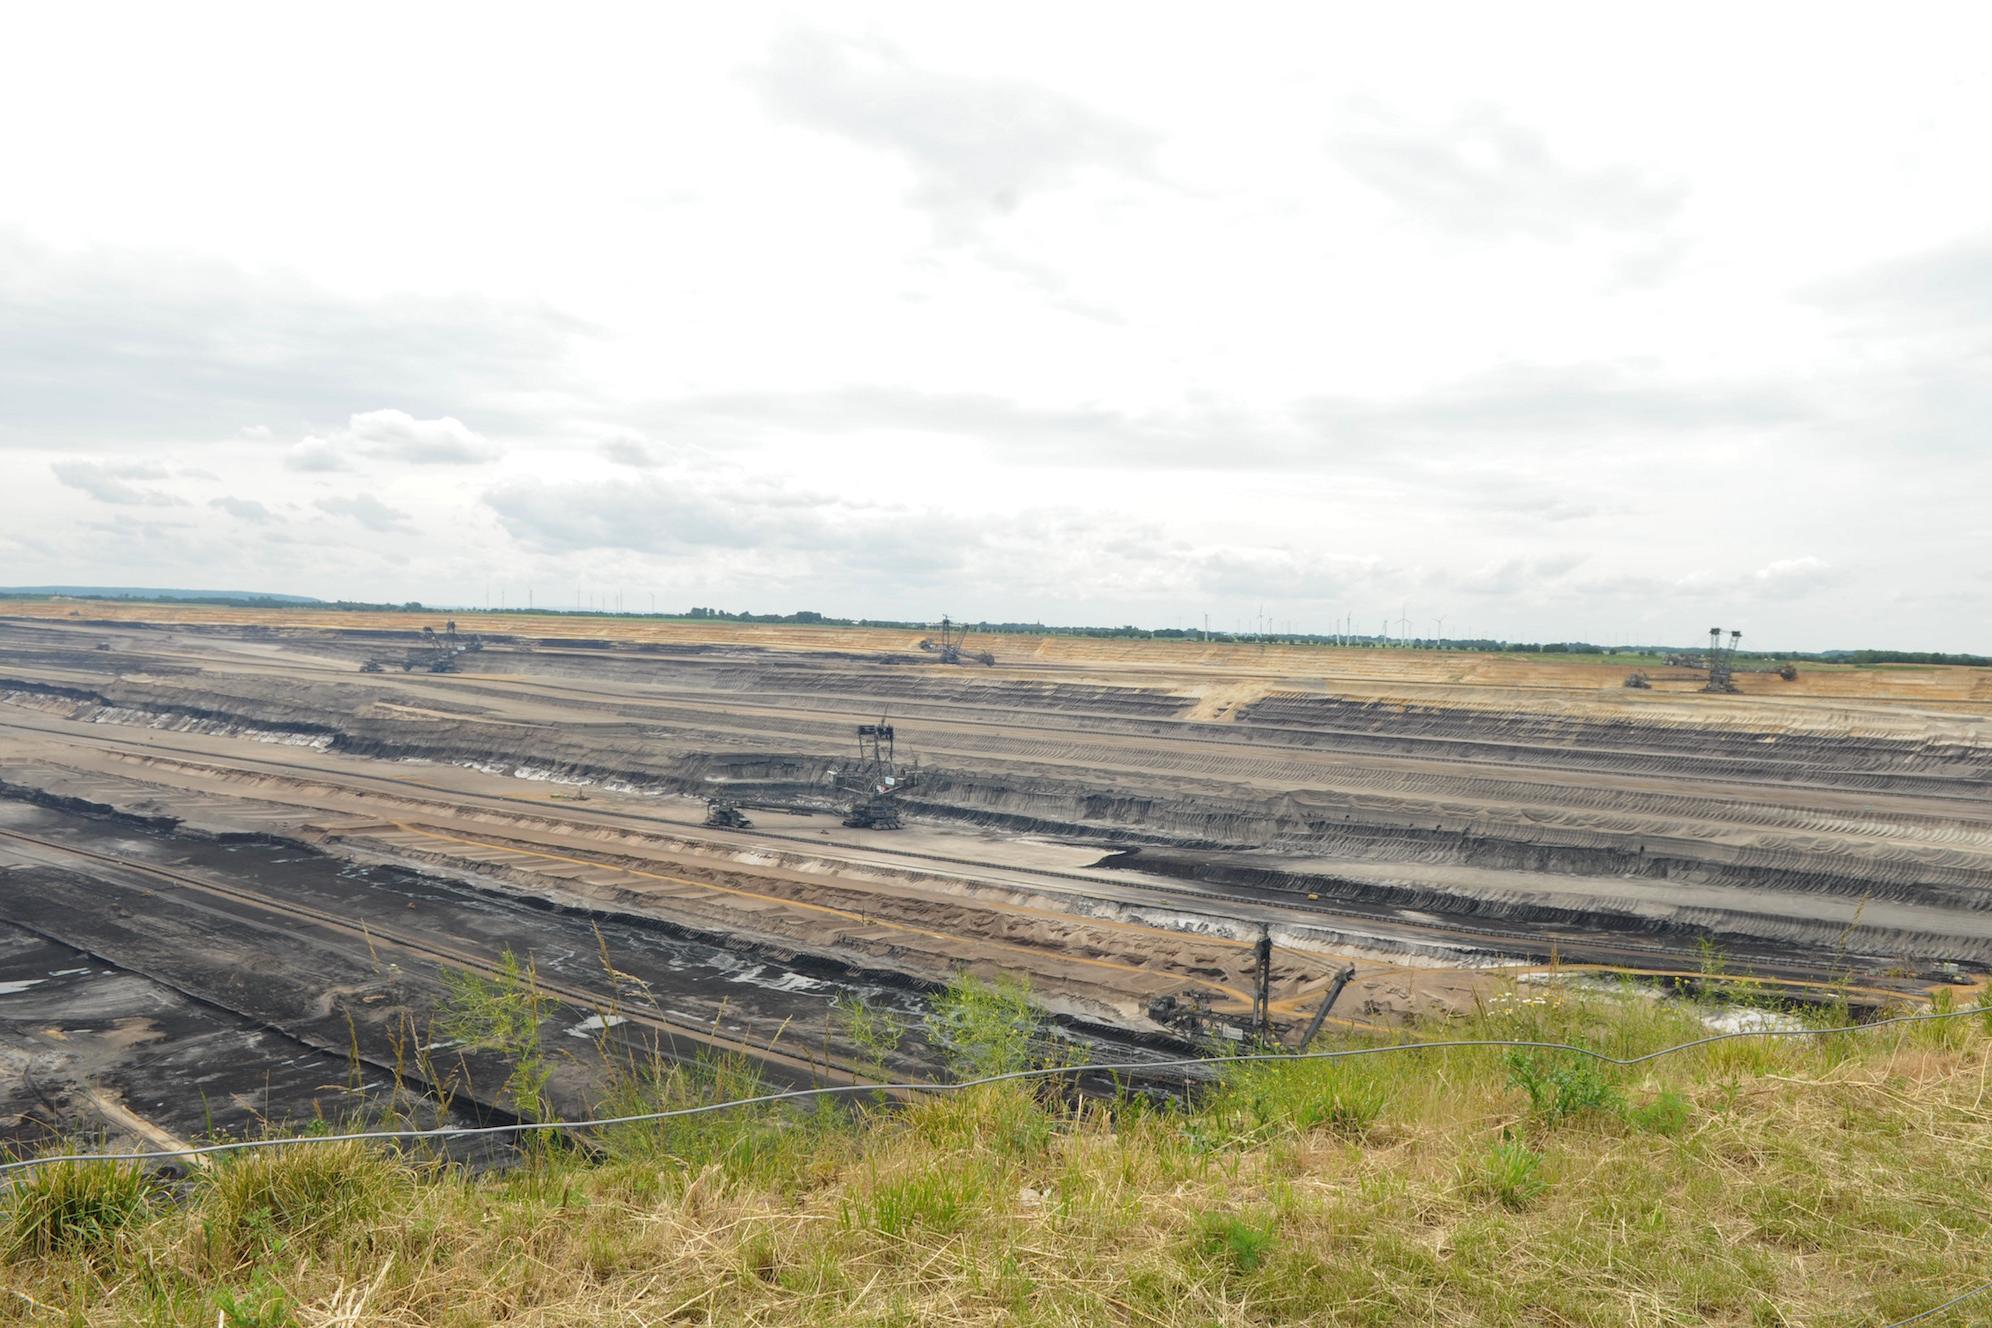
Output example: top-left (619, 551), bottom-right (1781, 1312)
top-left (0, 713), bottom-right (1935, 999)
top-left (14, 672), bottom-right (1992, 891)
top-left (0, 824), bottom-right (880, 1091)
top-left (103, 647), bottom-right (1992, 803)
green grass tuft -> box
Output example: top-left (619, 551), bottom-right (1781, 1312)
top-left (1471, 1140), bottom-right (1548, 1210)
top-left (199, 1140), bottom-right (408, 1263)
top-left (1628, 1087), bottom-right (1692, 1135)
top-left (0, 1157), bottom-right (151, 1261)
top-left (846, 1166), bottom-right (982, 1237)
top-left (1503, 1049), bottom-right (1625, 1124)
top-left (1214, 1055), bottom-right (1390, 1139)
top-left (213, 1270), bottom-right (297, 1327)
top-left (1194, 1211), bottom-right (1277, 1273)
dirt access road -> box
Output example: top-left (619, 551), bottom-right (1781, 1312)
top-left (0, 604), bottom-right (1985, 1079)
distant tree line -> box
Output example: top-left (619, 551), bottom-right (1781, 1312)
top-left (13, 590), bottom-right (1990, 665)
top-left (685, 607), bottom-right (824, 623)
top-left (1818, 649), bottom-right (1992, 667)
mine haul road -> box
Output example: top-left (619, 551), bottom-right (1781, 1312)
top-left (2, 605), bottom-right (1989, 1146)
top-left (0, 710), bottom-right (1947, 1001)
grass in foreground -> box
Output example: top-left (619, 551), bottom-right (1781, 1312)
top-left (4, 980), bottom-right (1991, 1326)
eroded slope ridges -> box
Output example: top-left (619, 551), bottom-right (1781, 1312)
top-left (498, 652), bottom-right (1201, 721)
top-left (0, 622), bottom-right (202, 680)
top-left (1235, 693), bottom-right (1992, 794)
top-left (5, 620), bottom-right (1992, 974)
top-left (8, 640), bottom-right (1991, 817)
top-left (20, 621), bottom-right (1992, 797)
top-left (19, 655), bottom-right (1991, 818)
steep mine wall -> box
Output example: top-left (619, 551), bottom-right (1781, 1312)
top-left (1235, 694), bottom-right (1992, 797)
top-left (9, 668), bottom-right (1985, 887)
top-left (6, 629), bottom-right (1992, 974)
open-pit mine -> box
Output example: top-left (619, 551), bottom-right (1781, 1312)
top-left (3, 600), bottom-right (1989, 1153)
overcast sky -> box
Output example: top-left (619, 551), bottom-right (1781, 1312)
top-left (3, 3), bottom-right (1988, 650)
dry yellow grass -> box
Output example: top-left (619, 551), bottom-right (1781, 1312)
top-left (9, 598), bottom-right (1990, 720)
top-left (5, 986), bottom-right (1989, 1326)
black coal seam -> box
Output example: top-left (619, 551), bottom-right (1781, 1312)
top-left (1238, 695), bottom-right (1992, 773)
top-left (347, 840), bottom-right (1200, 1059)
top-left (0, 897), bottom-right (523, 1133)
top-left (901, 779), bottom-right (1992, 905)
top-left (252, 724), bottom-right (1992, 905)
top-left (0, 778), bottom-right (184, 833)
top-left (10, 647), bottom-right (1969, 787)
top-left (11, 703), bottom-right (1978, 908)
top-left (0, 678), bottom-right (105, 703)
top-left (11, 694), bottom-right (1982, 930)
top-left (0, 783), bottom-right (1199, 1060)
top-left (1087, 851), bottom-right (1977, 971)
top-left (60, 667), bottom-right (1988, 799)
top-left (0, 680), bottom-right (342, 739)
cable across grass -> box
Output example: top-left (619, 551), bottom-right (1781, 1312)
top-left (4, 975), bottom-right (1990, 1326)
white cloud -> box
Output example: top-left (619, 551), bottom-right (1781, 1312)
top-left (0, 231), bottom-right (585, 450)
top-left (316, 493), bottom-right (413, 533)
top-left (599, 437), bottom-right (660, 467)
top-left (343, 409), bottom-right (495, 464)
top-left (285, 437), bottom-right (349, 472)
top-left (3, 10), bottom-right (1991, 649)
top-left (1751, 556), bottom-right (1839, 595)
top-left (209, 496), bottom-right (273, 522)
top-left (1451, 556), bottom-right (1588, 597)
top-left (50, 460), bottom-right (183, 506)
top-left (1332, 104), bottom-right (1683, 240)
top-left (283, 409), bottom-right (495, 471)
top-left (746, 29), bottom-right (1157, 238)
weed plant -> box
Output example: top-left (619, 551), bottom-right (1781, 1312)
top-left (3, 976), bottom-right (1988, 1325)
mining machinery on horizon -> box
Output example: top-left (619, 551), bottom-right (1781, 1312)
top-left (834, 721), bottom-right (914, 829)
top-left (919, 615), bottom-right (995, 666)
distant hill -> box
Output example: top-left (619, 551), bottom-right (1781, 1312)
top-left (0, 586), bottom-right (322, 604)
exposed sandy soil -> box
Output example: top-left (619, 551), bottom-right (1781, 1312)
top-left (11, 598), bottom-right (1991, 714)
top-left (1, 599), bottom-right (1984, 1143)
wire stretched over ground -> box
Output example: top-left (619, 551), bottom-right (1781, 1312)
top-left (3, 1001), bottom-right (1982, 1179)
top-left (3, 1002), bottom-right (1986, 1324)
top-left (1883, 1279), bottom-right (1992, 1327)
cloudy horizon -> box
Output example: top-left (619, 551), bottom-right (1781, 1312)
top-left (4, 3), bottom-right (1989, 652)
